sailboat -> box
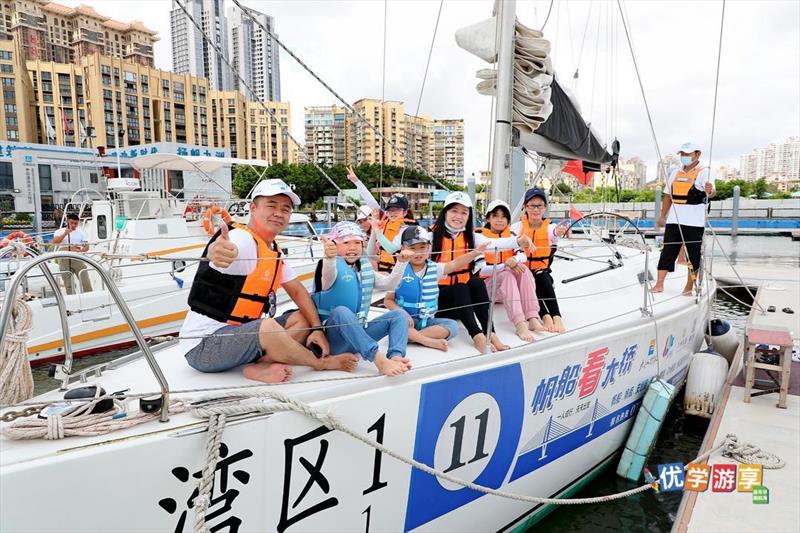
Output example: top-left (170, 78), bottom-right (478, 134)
top-left (0, 1), bottom-right (711, 531)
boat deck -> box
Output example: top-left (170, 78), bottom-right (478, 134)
top-left (2, 246), bottom-right (700, 468)
top-left (674, 274), bottom-right (800, 533)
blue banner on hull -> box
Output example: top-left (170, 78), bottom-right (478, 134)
top-left (404, 364), bottom-right (524, 531)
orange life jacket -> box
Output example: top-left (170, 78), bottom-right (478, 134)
top-left (520, 217), bottom-right (555, 272)
top-left (378, 216), bottom-right (417, 271)
top-left (475, 227), bottom-right (515, 277)
top-left (187, 223), bottom-right (283, 325)
top-left (436, 231), bottom-right (472, 286)
top-left (670, 165), bottom-right (707, 205)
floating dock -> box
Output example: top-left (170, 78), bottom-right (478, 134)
top-left (673, 278), bottom-right (800, 532)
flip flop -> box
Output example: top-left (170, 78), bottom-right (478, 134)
top-left (767, 305), bottom-right (776, 312)
top-left (782, 307), bottom-right (795, 314)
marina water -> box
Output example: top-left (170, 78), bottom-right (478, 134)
top-left (29, 235), bottom-right (799, 531)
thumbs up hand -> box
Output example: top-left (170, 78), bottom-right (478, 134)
top-left (321, 236), bottom-right (338, 258)
top-left (208, 224), bottom-right (238, 268)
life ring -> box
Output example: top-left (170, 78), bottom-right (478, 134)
top-left (202, 206), bottom-right (232, 236)
top-left (0, 230), bottom-right (34, 248)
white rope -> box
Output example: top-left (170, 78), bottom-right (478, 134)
top-left (0, 298), bottom-right (34, 405)
top-left (1, 396), bottom-right (185, 440)
top-left (188, 389), bottom-right (788, 533)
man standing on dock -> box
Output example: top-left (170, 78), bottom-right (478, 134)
top-left (651, 142), bottom-right (715, 295)
top-left (52, 213), bottom-right (92, 294)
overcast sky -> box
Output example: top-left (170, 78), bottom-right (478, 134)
top-left (61, 0), bottom-right (800, 180)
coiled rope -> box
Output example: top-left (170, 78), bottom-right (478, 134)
top-left (0, 297), bottom-right (34, 405)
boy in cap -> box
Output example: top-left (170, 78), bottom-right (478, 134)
top-left (312, 221), bottom-right (413, 376)
top-left (384, 226), bottom-right (487, 351)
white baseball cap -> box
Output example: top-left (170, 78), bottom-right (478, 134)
top-left (251, 179), bottom-right (301, 206)
top-left (485, 199), bottom-right (511, 217)
top-left (444, 191), bottom-right (473, 209)
top-left (677, 142), bottom-right (702, 154)
top-left (356, 205), bottom-right (372, 220)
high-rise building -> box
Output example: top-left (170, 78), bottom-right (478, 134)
top-left (227, 5), bottom-right (280, 102)
top-left (170, 0), bottom-right (232, 92)
top-left (301, 98), bottom-right (464, 180)
top-left (348, 99), bottom-right (405, 167)
top-left (304, 105), bottom-right (347, 166)
top-left (739, 138), bottom-right (800, 181)
top-left (0, 48), bottom-right (293, 164)
top-left (616, 156), bottom-right (647, 189)
top-left (0, 0), bottom-right (157, 66)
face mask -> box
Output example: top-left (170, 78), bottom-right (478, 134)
top-left (680, 156), bottom-right (694, 167)
top-left (444, 222), bottom-right (465, 235)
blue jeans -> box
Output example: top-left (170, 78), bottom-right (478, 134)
top-left (325, 306), bottom-right (408, 361)
top-left (414, 317), bottom-right (459, 340)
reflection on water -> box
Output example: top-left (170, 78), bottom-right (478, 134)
top-left (709, 234), bottom-right (800, 268)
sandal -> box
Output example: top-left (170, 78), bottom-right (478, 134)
top-left (767, 305), bottom-right (776, 312)
top-left (782, 307), bottom-right (795, 314)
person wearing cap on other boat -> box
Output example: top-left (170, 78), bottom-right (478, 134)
top-left (52, 212), bottom-right (92, 294)
top-left (431, 191), bottom-right (531, 353)
top-left (346, 165), bottom-right (417, 272)
top-left (180, 179), bottom-right (358, 384)
top-left (356, 204), bottom-right (373, 235)
top-left (312, 221), bottom-right (412, 376)
top-left (651, 142), bottom-right (715, 295)
top-left (511, 187), bottom-right (568, 334)
top-left (385, 226), bottom-right (485, 351)
top-left (478, 200), bottom-right (547, 341)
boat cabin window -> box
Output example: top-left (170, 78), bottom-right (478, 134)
top-left (97, 214), bottom-right (108, 239)
top-left (283, 221), bottom-right (316, 239)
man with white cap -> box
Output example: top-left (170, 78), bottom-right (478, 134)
top-left (180, 179), bottom-right (358, 384)
top-left (651, 142), bottom-right (715, 295)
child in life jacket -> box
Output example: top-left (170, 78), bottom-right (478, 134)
top-left (477, 200), bottom-right (547, 342)
top-left (431, 192), bottom-right (531, 353)
top-left (384, 226), bottom-right (488, 351)
top-left (510, 187), bottom-right (568, 333)
top-left (346, 165), bottom-right (417, 272)
top-left (312, 221), bottom-right (412, 376)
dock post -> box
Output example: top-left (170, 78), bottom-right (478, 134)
top-left (731, 185), bottom-right (740, 237)
top-left (654, 186), bottom-right (662, 228)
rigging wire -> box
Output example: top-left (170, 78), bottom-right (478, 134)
top-left (539, 0), bottom-right (555, 32)
top-left (229, 0), bottom-right (451, 192)
top-left (401, 0), bottom-right (445, 184)
top-left (379, 0), bottom-right (387, 193)
top-left (573, 0), bottom-right (594, 87)
top-left (170, 0), bottom-right (344, 194)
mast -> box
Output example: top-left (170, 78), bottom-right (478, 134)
top-left (490, 0), bottom-right (516, 203)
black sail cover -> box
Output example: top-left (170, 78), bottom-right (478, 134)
top-left (522, 78), bottom-right (612, 166)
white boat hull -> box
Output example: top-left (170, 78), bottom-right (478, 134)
top-left (1, 274), bottom-right (707, 532)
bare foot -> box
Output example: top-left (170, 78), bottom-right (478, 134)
top-left (419, 336), bottom-right (449, 351)
top-left (552, 316), bottom-right (566, 333)
top-left (472, 333), bottom-right (489, 353)
top-left (374, 353), bottom-right (410, 376)
top-left (242, 362), bottom-right (292, 383)
top-left (650, 285), bottom-right (664, 293)
top-left (491, 333), bottom-right (511, 351)
top-left (542, 314), bottom-right (556, 332)
top-left (316, 353), bottom-right (360, 372)
top-left (515, 322), bottom-right (535, 342)
top-left (392, 355), bottom-right (413, 370)
top-left (528, 318), bottom-right (547, 332)
top-left (681, 285), bottom-right (694, 296)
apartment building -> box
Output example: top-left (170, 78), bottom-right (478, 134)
top-left (303, 99), bottom-right (464, 182)
top-left (228, 4), bottom-right (280, 102)
top-left (740, 137), bottom-right (800, 181)
top-left (0, 0), bottom-right (157, 66)
top-left (304, 105), bottom-right (346, 166)
top-left (0, 50), bottom-right (293, 165)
